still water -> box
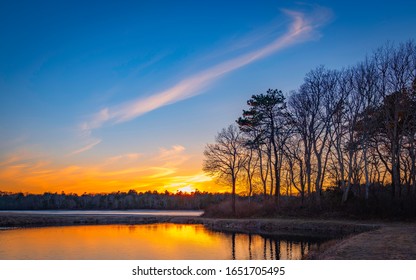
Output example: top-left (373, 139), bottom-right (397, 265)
top-left (0, 224), bottom-right (319, 260)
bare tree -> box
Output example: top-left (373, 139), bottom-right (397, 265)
top-left (242, 138), bottom-right (259, 200)
top-left (352, 58), bottom-right (379, 200)
top-left (287, 90), bottom-right (314, 196)
top-left (289, 66), bottom-right (340, 204)
top-left (371, 41), bottom-right (416, 198)
top-left (284, 134), bottom-right (307, 203)
top-left (203, 124), bottom-right (246, 214)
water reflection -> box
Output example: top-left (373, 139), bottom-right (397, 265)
top-left (0, 224), bottom-right (320, 260)
top-left (228, 232), bottom-right (315, 260)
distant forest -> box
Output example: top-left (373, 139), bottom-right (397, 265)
top-left (0, 190), bottom-right (229, 210)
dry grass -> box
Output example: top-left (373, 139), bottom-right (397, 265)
top-left (202, 200), bottom-right (277, 218)
top-left (309, 224), bottom-right (416, 259)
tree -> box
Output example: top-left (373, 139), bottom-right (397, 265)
top-left (237, 89), bottom-right (287, 203)
top-left (288, 66), bottom-right (340, 204)
top-left (369, 41), bottom-right (416, 198)
top-left (284, 133), bottom-right (307, 203)
top-left (350, 59), bottom-right (379, 200)
top-left (241, 138), bottom-right (259, 200)
top-left (203, 124), bottom-right (246, 215)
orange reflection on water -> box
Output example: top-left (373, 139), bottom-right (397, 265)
top-left (0, 224), bottom-right (315, 260)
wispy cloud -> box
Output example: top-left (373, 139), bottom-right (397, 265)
top-left (70, 138), bottom-right (102, 155)
top-left (105, 153), bottom-right (142, 164)
top-left (157, 145), bottom-right (186, 160)
top-left (81, 8), bottom-right (331, 133)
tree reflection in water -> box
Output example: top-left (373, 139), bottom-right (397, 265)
top-left (0, 224), bottom-right (322, 260)
top-left (229, 232), bottom-right (317, 260)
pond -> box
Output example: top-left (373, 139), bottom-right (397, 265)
top-left (0, 223), bottom-right (321, 260)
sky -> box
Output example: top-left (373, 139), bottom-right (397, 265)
top-left (1, 0), bottom-right (416, 194)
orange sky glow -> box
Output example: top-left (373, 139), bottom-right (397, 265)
top-left (0, 145), bottom-right (227, 194)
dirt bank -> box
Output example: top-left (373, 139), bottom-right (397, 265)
top-left (307, 223), bottom-right (416, 259)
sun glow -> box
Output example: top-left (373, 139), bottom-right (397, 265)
top-left (176, 185), bottom-right (195, 194)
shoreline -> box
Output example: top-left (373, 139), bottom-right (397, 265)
top-left (0, 212), bottom-right (377, 238)
top-left (1, 213), bottom-right (415, 259)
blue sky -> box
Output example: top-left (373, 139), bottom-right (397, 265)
top-left (1, 0), bottom-right (415, 193)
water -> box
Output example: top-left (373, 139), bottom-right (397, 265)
top-left (0, 224), bottom-right (320, 260)
top-left (0, 210), bottom-right (203, 216)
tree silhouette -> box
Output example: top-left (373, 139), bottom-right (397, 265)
top-left (203, 124), bottom-right (246, 215)
top-left (237, 89), bottom-right (287, 203)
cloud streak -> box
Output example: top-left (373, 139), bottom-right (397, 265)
top-left (82, 7), bottom-right (331, 132)
top-left (70, 139), bottom-right (102, 155)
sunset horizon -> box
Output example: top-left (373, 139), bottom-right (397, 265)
top-left (1, 1), bottom-right (416, 196)
top-left (1, 0), bottom-right (416, 267)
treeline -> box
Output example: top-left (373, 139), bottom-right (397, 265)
top-left (0, 190), bottom-right (229, 210)
top-left (203, 40), bottom-right (416, 215)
